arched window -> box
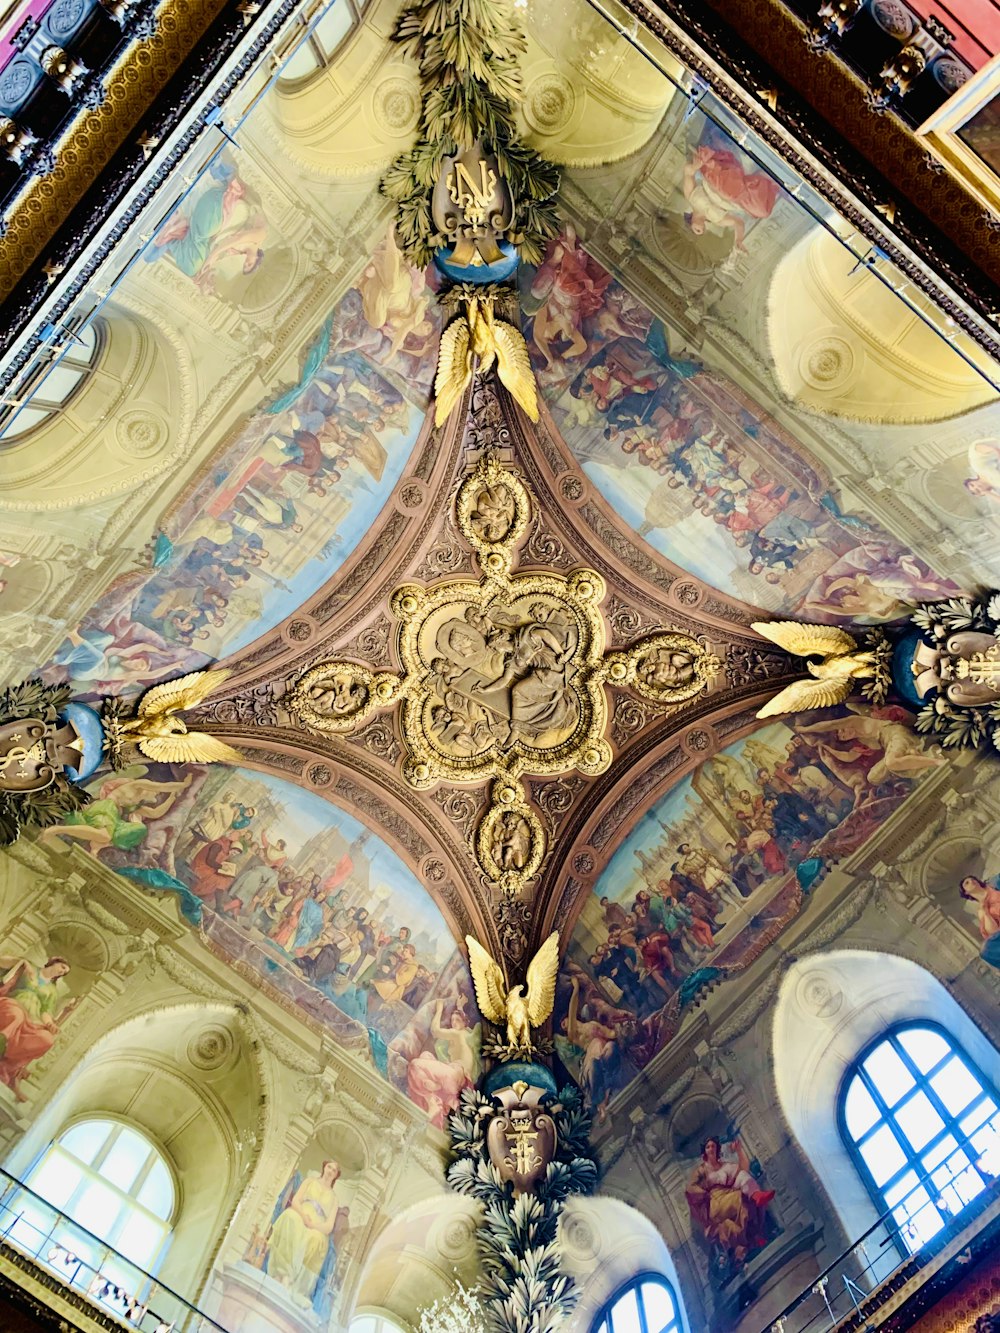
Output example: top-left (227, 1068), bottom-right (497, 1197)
top-left (349, 1318), bottom-right (407, 1333)
top-left (838, 1023), bottom-right (1000, 1253)
top-left (18, 1118), bottom-right (175, 1272)
top-left (592, 1275), bottom-right (684, 1333)
top-left (279, 0), bottom-right (370, 84)
top-left (0, 320), bottom-right (103, 443)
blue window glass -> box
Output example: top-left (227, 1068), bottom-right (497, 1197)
top-left (838, 1022), bottom-right (1000, 1254)
top-left (592, 1275), bottom-right (683, 1333)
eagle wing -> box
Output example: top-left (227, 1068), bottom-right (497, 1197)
top-left (525, 930), bottom-right (560, 1028)
top-left (465, 935), bottom-right (507, 1025)
top-left (493, 319), bottom-right (539, 423)
top-left (751, 621), bottom-right (859, 658)
top-left (756, 677), bottom-right (855, 720)
top-left (137, 732), bottom-right (243, 765)
top-left (136, 668), bottom-right (232, 719)
top-left (434, 318), bottom-right (474, 427)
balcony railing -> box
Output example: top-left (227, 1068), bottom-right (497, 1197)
top-left (763, 1116), bottom-right (1000, 1332)
top-left (0, 1163), bottom-right (226, 1333)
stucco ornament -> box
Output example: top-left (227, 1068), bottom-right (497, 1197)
top-left (754, 592), bottom-right (1000, 757)
top-left (486, 1079), bottom-right (558, 1195)
top-left (447, 1066), bottom-right (598, 1333)
top-left (289, 456), bottom-right (720, 888)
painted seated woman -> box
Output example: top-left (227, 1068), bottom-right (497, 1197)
top-left (0, 956), bottom-right (73, 1101)
top-left (960, 875), bottom-right (1000, 968)
top-left (265, 1159), bottom-right (344, 1310)
top-left (685, 1136), bottom-right (774, 1277)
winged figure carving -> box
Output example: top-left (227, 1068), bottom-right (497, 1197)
top-left (466, 931), bottom-right (559, 1057)
top-left (434, 296), bottom-right (538, 427)
top-left (752, 621), bottom-right (877, 719)
top-left (107, 668), bottom-right (242, 765)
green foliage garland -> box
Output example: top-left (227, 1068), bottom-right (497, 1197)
top-left (446, 1084), bottom-right (598, 1333)
top-left (380, 0), bottom-right (561, 268)
top-left (0, 680), bottom-right (91, 845)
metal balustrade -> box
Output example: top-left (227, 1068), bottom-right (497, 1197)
top-left (0, 1162), bottom-right (226, 1333)
top-left (763, 1114), bottom-right (1000, 1332)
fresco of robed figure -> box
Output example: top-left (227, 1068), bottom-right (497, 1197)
top-left (143, 153), bottom-right (269, 296)
top-left (685, 1131), bottom-right (777, 1287)
top-left (520, 209), bottom-right (957, 624)
top-left (555, 705), bottom-right (943, 1114)
top-left (0, 955), bottom-right (78, 1103)
top-left (44, 230), bottom-right (440, 696)
top-left (39, 763), bottom-right (480, 1122)
top-left (959, 872), bottom-right (1000, 969)
top-left (261, 1158), bottom-right (348, 1320)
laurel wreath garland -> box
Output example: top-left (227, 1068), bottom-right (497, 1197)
top-left (0, 680), bottom-right (91, 846)
top-left (857, 627), bottom-right (892, 708)
top-left (379, 0), bottom-right (561, 268)
top-left (910, 592), bottom-right (1000, 752)
top-left (445, 1084), bottom-right (598, 1333)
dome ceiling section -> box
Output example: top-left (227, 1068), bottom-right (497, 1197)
top-left (185, 375), bottom-right (802, 972)
top-left (544, 71), bottom-right (999, 621)
top-left (56, 762), bottom-right (483, 1122)
top-left (518, 0), bottom-right (682, 167)
top-left (264, 0), bottom-right (679, 178)
top-left (768, 227), bottom-right (999, 424)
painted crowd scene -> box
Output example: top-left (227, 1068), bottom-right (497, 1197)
top-left (555, 707), bottom-right (943, 1112)
top-left (42, 229), bottom-right (440, 696)
top-left (37, 763), bottom-right (479, 1125)
top-left (520, 196), bottom-right (957, 620)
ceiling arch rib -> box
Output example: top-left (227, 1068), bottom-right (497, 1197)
top-left (173, 373), bottom-right (806, 990)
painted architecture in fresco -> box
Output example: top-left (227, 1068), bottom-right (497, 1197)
top-left (36, 764), bottom-right (480, 1123)
top-left (555, 708), bottom-right (944, 1114)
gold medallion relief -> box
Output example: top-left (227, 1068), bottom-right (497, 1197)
top-left (289, 457), bottom-right (719, 889)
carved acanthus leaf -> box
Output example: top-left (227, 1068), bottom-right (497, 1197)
top-left (610, 691), bottom-right (651, 746)
top-left (337, 614), bottom-right (396, 664)
top-left (432, 785), bottom-right (488, 839)
top-left (345, 718), bottom-right (402, 766)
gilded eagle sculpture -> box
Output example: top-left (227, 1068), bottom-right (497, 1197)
top-left (434, 292), bottom-right (538, 427)
top-left (104, 669), bottom-right (242, 766)
top-left (751, 621), bottom-right (883, 719)
top-left (466, 930), bottom-right (559, 1058)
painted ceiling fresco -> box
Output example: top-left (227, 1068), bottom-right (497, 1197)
top-left (555, 706), bottom-right (943, 1112)
top-left (46, 231), bottom-right (439, 694)
top-left (1, 0), bottom-right (1000, 1330)
top-left (43, 762), bottom-right (479, 1125)
top-left (519, 227), bottom-right (959, 623)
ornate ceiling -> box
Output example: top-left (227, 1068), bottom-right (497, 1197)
top-left (1, 0), bottom-right (998, 1090)
top-left (0, 0), bottom-right (999, 1324)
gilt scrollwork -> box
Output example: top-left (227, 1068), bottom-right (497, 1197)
top-left (288, 457), bottom-right (720, 890)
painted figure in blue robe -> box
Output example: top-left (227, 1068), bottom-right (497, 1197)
top-left (264, 1159), bottom-right (347, 1317)
top-left (292, 878), bottom-right (327, 955)
top-left (145, 156), bottom-right (267, 294)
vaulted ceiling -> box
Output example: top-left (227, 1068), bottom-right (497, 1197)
top-left (0, 0), bottom-right (999, 1268)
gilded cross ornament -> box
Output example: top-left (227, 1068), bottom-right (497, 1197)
top-left (289, 456), bottom-right (720, 888)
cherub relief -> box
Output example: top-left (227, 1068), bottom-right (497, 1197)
top-left (468, 481), bottom-right (517, 543)
top-left (490, 810), bottom-right (532, 871)
top-left (307, 674), bottom-right (368, 717)
top-left (635, 646), bottom-right (697, 693)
